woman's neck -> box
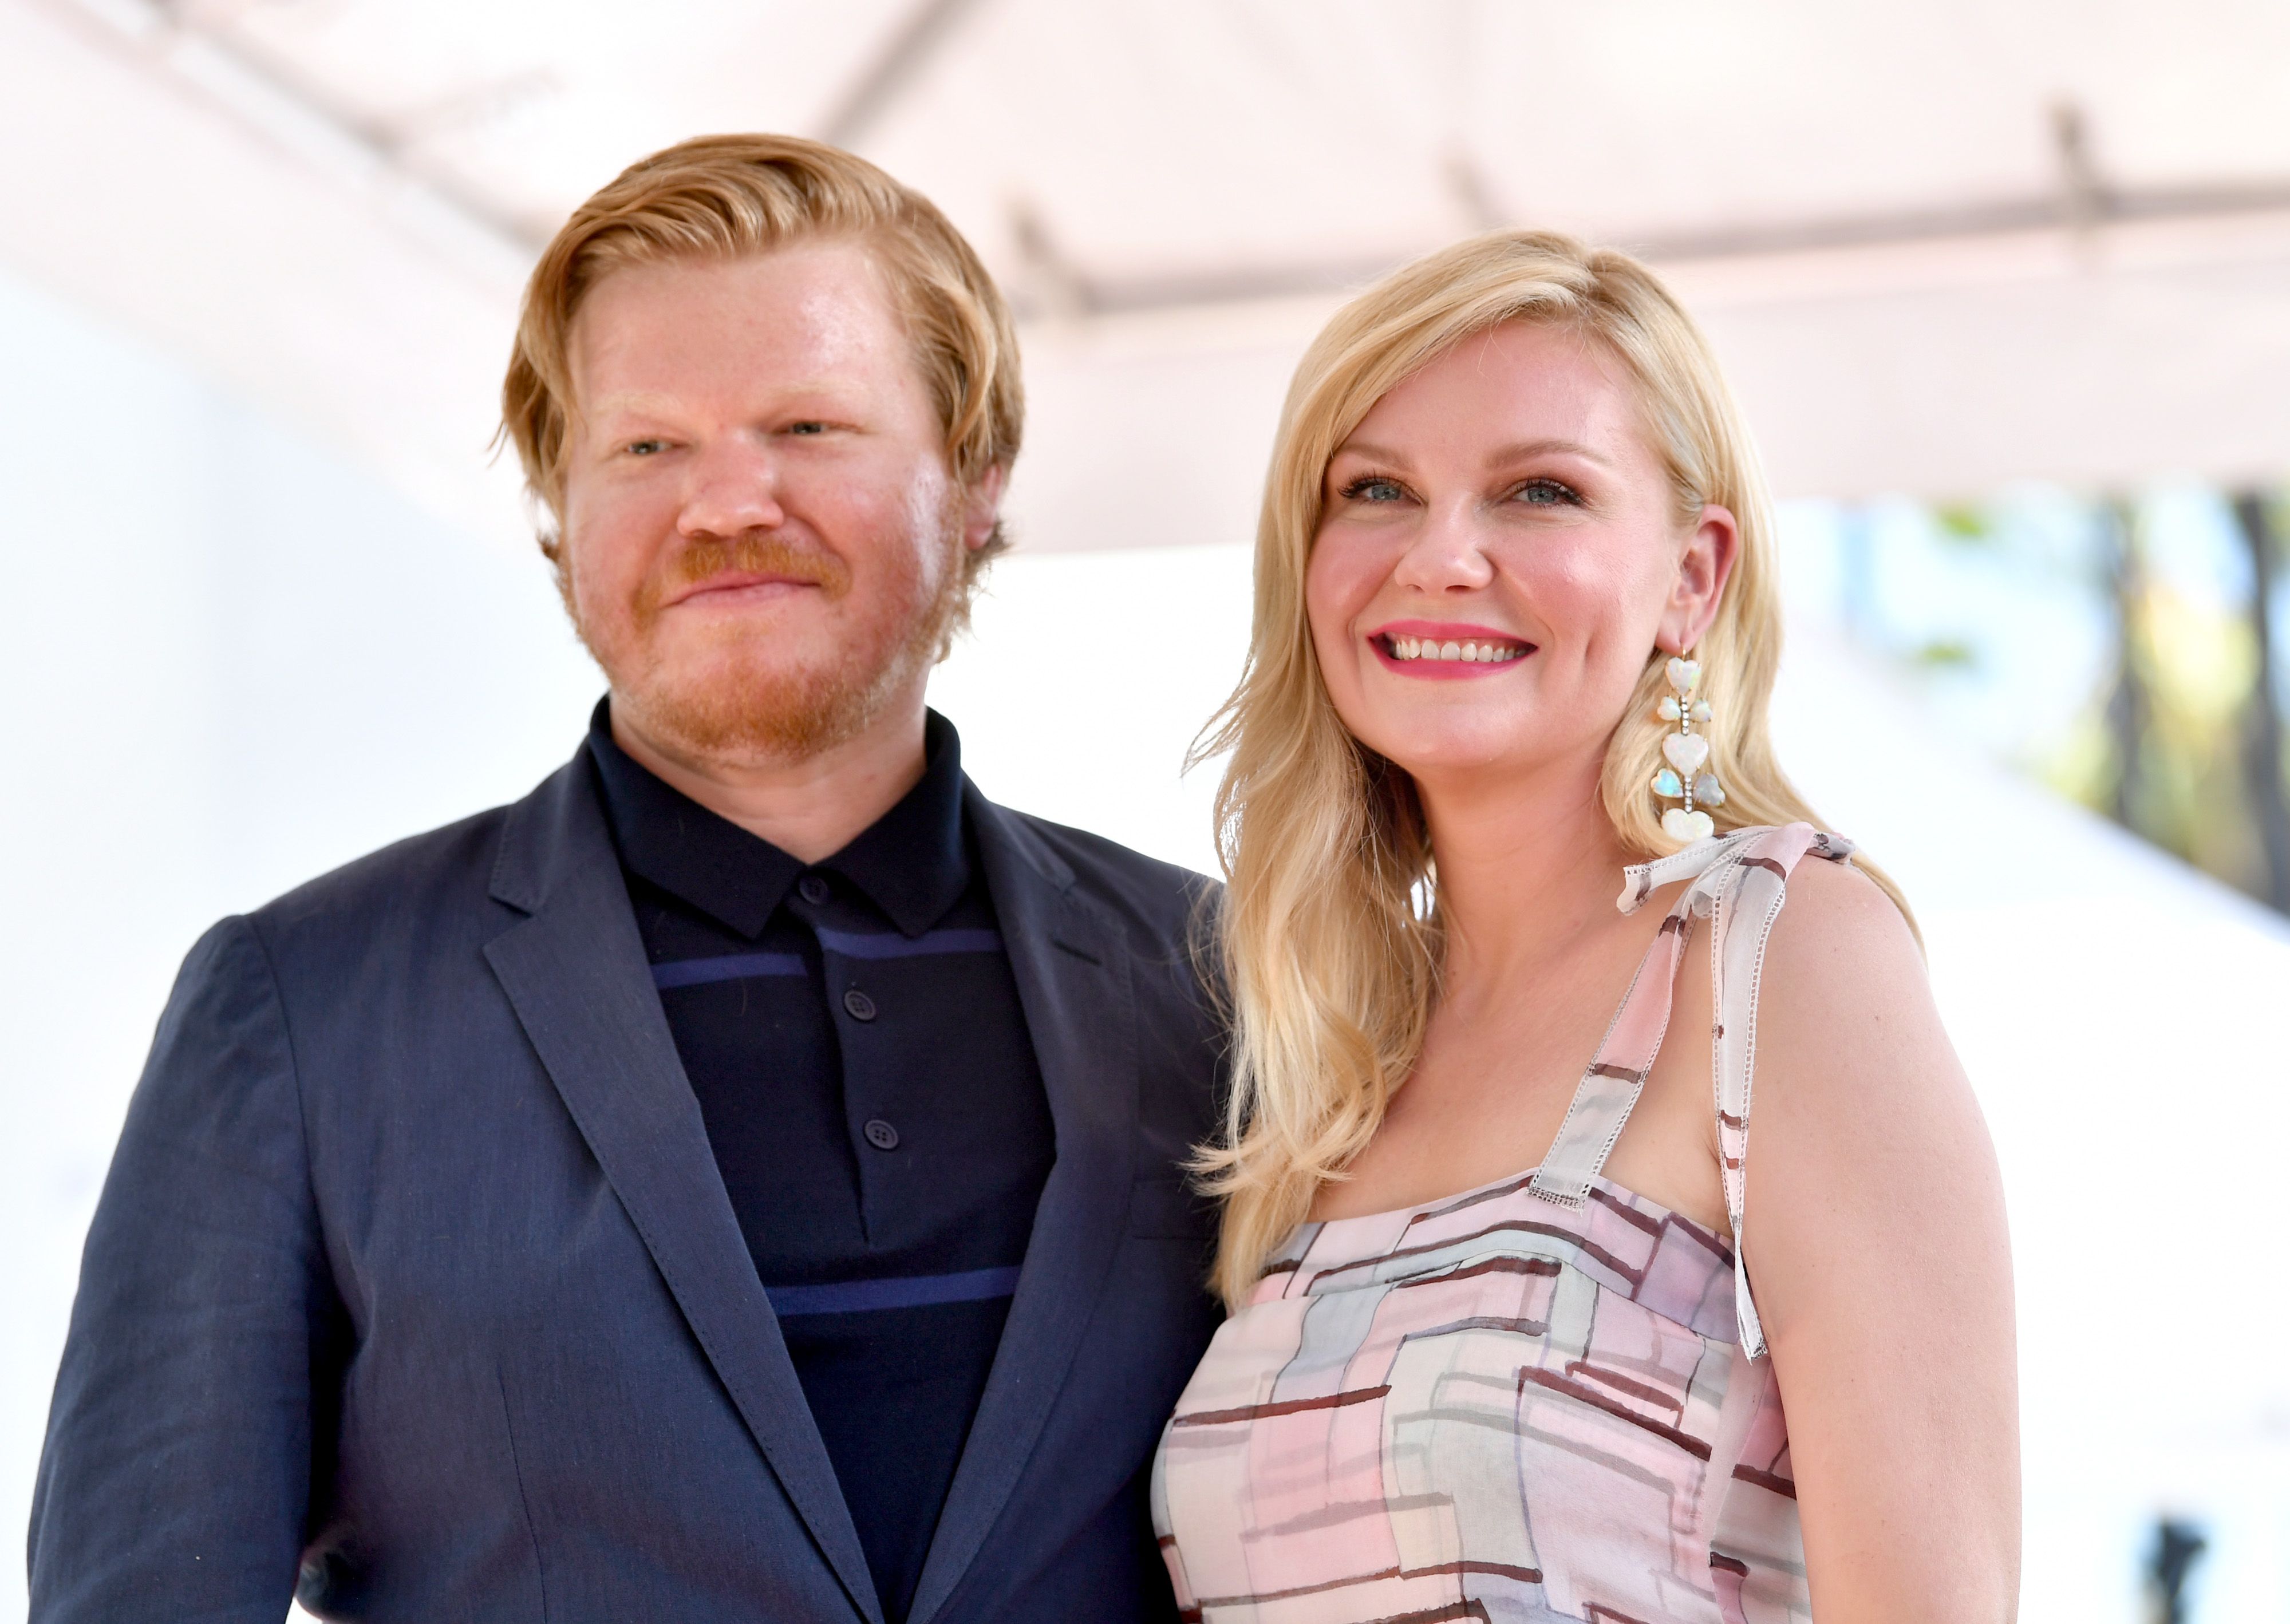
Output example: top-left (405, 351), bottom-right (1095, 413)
top-left (1419, 756), bottom-right (1634, 995)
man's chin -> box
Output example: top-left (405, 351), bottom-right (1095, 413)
top-left (615, 654), bottom-right (906, 766)
top-left (583, 564), bottom-right (961, 769)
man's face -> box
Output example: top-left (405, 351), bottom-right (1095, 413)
top-left (558, 242), bottom-right (993, 765)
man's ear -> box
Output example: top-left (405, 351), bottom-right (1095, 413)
top-left (1657, 503), bottom-right (1741, 654)
top-left (960, 463), bottom-right (1009, 552)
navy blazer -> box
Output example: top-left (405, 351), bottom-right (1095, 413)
top-left (29, 750), bottom-right (1227, 1623)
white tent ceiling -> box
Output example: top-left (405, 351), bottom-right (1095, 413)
top-left (5, 0), bottom-right (2289, 552)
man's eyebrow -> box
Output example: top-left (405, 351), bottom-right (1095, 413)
top-left (582, 385), bottom-right (859, 421)
top-left (581, 391), bottom-right (683, 421)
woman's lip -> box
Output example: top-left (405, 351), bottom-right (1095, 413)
top-left (1368, 619), bottom-right (1528, 642)
top-left (1369, 637), bottom-right (1535, 679)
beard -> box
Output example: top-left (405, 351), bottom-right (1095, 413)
top-left (573, 517), bottom-right (965, 767)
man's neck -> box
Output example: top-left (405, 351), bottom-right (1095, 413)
top-left (609, 696), bottom-right (931, 864)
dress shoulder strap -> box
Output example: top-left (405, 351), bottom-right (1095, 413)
top-left (1707, 823), bottom-right (1853, 1353)
top-left (1527, 823), bottom-right (1855, 1354)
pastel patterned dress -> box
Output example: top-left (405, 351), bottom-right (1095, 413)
top-left (1152, 824), bottom-right (1853, 1624)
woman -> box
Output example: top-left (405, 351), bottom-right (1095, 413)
top-left (1152, 233), bottom-right (2017, 1623)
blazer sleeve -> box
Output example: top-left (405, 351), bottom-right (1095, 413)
top-left (29, 916), bottom-right (337, 1623)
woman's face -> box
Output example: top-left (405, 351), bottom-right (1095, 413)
top-left (1305, 320), bottom-right (1736, 799)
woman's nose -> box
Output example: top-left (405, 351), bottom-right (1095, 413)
top-left (677, 438), bottom-right (787, 538)
top-left (1391, 500), bottom-right (1496, 594)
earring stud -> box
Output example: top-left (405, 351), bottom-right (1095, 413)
top-left (1651, 655), bottom-right (1723, 844)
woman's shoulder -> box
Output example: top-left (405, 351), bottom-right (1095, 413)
top-left (1657, 824), bottom-right (1915, 981)
top-left (1758, 831), bottom-right (1916, 964)
top-left (1739, 831), bottom-right (1953, 1107)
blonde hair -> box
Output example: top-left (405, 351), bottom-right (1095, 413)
top-left (500, 132), bottom-right (1022, 602)
top-left (1194, 229), bottom-right (1913, 1309)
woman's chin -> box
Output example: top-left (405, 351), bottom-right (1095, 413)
top-left (1370, 728), bottom-right (1563, 787)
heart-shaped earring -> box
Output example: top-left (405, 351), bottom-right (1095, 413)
top-left (1649, 650), bottom-right (1723, 847)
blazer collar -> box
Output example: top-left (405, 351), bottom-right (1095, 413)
top-left (904, 785), bottom-right (1142, 1624)
top-left (483, 753), bottom-right (882, 1624)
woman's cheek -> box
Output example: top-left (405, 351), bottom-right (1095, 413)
top-left (1305, 528), bottom-right (1385, 630)
top-left (1504, 535), bottom-right (1638, 641)
top-left (1298, 550), bottom-right (1370, 729)
top-left (1302, 539), bottom-right (1352, 651)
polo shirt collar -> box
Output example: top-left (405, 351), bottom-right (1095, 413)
top-left (585, 698), bottom-right (972, 941)
top-left (821, 709), bottom-right (973, 935)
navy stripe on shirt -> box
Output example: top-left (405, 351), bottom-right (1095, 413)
top-left (650, 929), bottom-right (1004, 989)
top-left (650, 952), bottom-right (807, 989)
top-left (764, 1266), bottom-right (1023, 1318)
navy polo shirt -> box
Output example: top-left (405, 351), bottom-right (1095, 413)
top-left (585, 702), bottom-right (1055, 1624)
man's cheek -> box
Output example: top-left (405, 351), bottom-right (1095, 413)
top-left (567, 552), bottom-right (635, 644)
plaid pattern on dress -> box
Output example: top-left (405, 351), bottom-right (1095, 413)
top-left (1152, 825), bottom-right (1850, 1623)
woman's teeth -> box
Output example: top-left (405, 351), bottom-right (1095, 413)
top-left (1385, 636), bottom-right (1526, 664)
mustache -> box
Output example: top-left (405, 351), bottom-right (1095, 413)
top-left (650, 533), bottom-right (853, 606)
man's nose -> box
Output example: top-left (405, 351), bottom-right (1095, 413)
top-left (677, 437), bottom-right (787, 538)
top-left (1392, 497), bottom-right (1496, 594)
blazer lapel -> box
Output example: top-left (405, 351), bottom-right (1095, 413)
top-left (905, 789), bottom-right (1143, 1624)
top-left (480, 759), bottom-right (882, 1624)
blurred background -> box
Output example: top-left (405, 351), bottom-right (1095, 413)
top-left (3, 2), bottom-right (2289, 1619)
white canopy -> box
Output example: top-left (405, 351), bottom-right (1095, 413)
top-left (3, 0), bottom-right (2289, 554)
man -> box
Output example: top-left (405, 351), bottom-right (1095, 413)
top-left (30, 135), bottom-right (1224, 1623)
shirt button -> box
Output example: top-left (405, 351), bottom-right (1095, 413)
top-left (843, 988), bottom-right (877, 1021)
top-left (797, 875), bottom-right (830, 906)
top-left (863, 1118), bottom-right (900, 1151)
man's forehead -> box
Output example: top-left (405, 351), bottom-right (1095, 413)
top-left (575, 241), bottom-right (891, 333)
top-left (563, 248), bottom-right (911, 408)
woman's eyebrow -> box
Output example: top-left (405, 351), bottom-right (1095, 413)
top-left (1484, 438), bottom-right (1612, 468)
top-left (1333, 437), bottom-right (1614, 469)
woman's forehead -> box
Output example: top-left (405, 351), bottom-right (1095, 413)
top-left (1336, 324), bottom-right (1647, 468)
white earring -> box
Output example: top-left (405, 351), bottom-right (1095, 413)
top-left (1652, 654), bottom-right (1724, 845)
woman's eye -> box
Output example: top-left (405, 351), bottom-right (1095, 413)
top-left (1513, 479), bottom-right (1581, 507)
top-left (1341, 476), bottom-right (1408, 503)
top-left (626, 439), bottom-right (666, 456)
top-left (787, 421), bottom-right (828, 436)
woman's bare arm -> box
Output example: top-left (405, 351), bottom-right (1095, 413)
top-left (1745, 859), bottom-right (2019, 1622)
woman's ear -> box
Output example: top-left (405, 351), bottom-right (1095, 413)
top-left (1657, 504), bottom-right (1741, 654)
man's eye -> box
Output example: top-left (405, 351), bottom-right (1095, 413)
top-left (1341, 476), bottom-right (1408, 503)
top-left (1514, 479), bottom-right (1581, 507)
top-left (787, 421), bottom-right (827, 436)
